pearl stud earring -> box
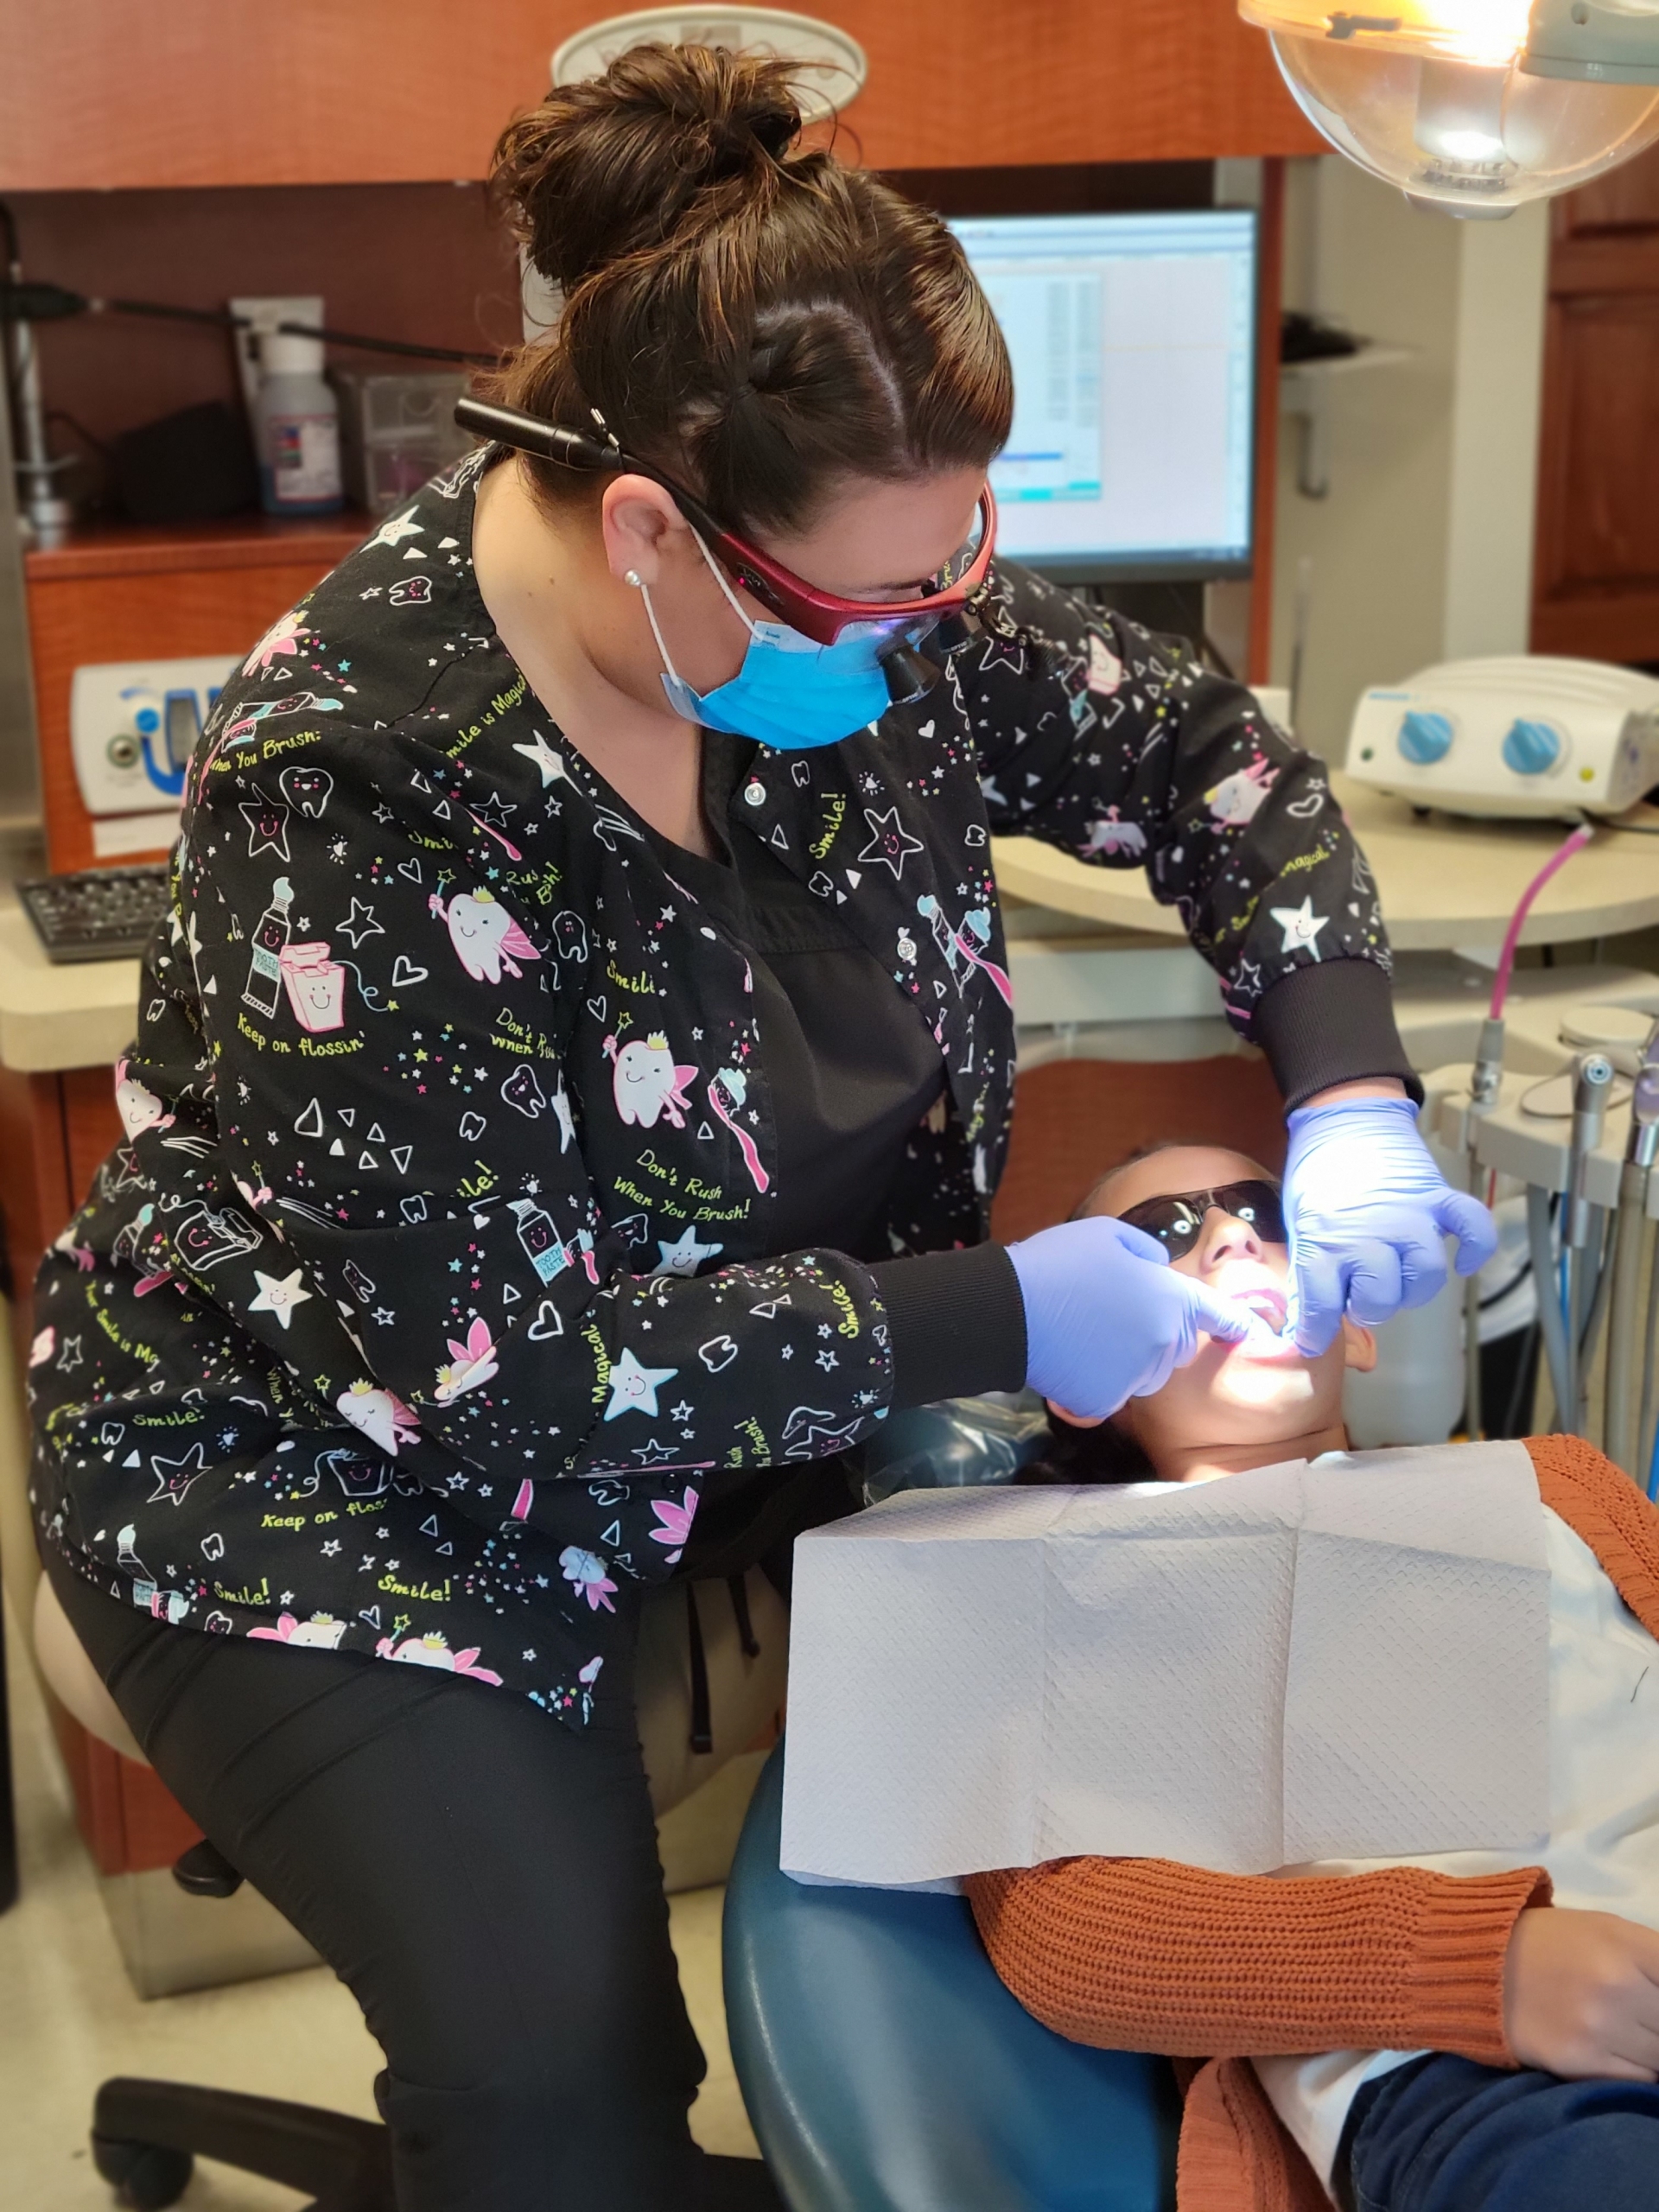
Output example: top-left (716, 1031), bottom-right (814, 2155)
top-left (624, 569), bottom-right (644, 588)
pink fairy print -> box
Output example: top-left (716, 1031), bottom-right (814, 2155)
top-left (114, 1057), bottom-right (175, 1141)
top-left (708, 1067), bottom-right (770, 1192)
top-left (604, 1033), bottom-right (696, 1130)
top-left (1205, 757), bottom-right (1277, 829)
top-left (242, 607), bottom-right (311, 677)
top-left (278, 942), bottom-right (348, 1033)
top-left (560, 1545), bottom-right (619, 1613)
top-left (249, 1611), bottom-right (348, 1649)
top-left (1080, 808), bottom-right (1148, 861)
top-left (429, 887), bottom-right (542, 984)
top-left (434, 1317), bottom-right (500, 1403)
top-left (374, 1631), bottom-right (503, 1684)
top-left (649, 1488), bottom-right (700, 1565)
top-left (335, 1378), bottom-right (421, 1456)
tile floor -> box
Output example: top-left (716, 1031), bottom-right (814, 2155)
top-left (1, 1603), bottom-right (760, 2210)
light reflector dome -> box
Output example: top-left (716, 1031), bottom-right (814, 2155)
top-left (1240, 0), bottom-right (1659, 213)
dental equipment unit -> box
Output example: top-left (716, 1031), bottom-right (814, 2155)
top-left (1426, 823), bottom-right (1659, 1478)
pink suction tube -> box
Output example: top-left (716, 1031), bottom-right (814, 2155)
top-left (1489, 822), bottom-right (1595, 1020)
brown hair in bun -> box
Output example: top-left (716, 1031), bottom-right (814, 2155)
top-left (487, 42), bottom-right (1011, 540)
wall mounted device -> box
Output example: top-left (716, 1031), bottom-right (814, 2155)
top-left (1346, 656), bottom-right (1659, 821)
top-left (1238, 0), bottom-right (1659, 215)
top-left (69, 656), bottom-right (238, 859)
top-left (948, 209), bottom-right (1258, 582)
top-left (552, 9), bottom-right (868, 120)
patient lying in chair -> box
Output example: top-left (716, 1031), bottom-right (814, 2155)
top-left (969, 1143), bottom-right (1659, 2212)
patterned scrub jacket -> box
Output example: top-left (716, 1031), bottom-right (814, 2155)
top-left (29, 450), bottom-right (1398, 1730)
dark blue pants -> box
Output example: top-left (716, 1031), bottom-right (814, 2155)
top-left (1343, 2052), bottom-right (1659, 2212)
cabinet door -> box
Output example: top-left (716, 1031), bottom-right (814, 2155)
top-left (0, 0), bottom-right (1322, 188)
top-left (1533, 144), bottom-right (1659, 662)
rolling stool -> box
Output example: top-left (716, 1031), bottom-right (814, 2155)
top-left (34, 1567), bottom-right (791, 2210)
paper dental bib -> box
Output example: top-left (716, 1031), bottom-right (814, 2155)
top-left (781, 1442), bottom-right (1551, 1887)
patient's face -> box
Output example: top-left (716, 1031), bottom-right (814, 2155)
top-left (1072, 1143), bottom-right (1374, 1470)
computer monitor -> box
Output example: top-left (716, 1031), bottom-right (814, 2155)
top-left (948, 208), bottom-right (1259, 582)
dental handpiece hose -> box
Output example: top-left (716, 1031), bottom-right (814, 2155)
top-left (1609, 1044), bottom-right (1659, 1477)
top-left (1463, 1014), bottom-right (1507, 1439)
top-left (1566, 1052), bottom-right (1616, 1436)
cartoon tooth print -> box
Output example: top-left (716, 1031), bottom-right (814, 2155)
top-left (604, 1033), bottom-right (696, 1130)
top-left (1205, 757), bottom-right (1276, 829)
top-left (434, 1317), bottom-right (500, 1403)
top-left (708, 1065), bottom-right (769, 1192)
top-left (429, 887), bottom-right (543, 983)
top-left (1080, 808), bottom-right (1148, 860)
top-left (1268, 895), bottom-right (1329, 959)
top-left (500, 1065), bottom-right (547, 1119)
top-left (114, 1057), bottom-right (175, 1141)
top-left (335, 1378), bottom-right (421, 1455)
top-left (1087, 633), bottom-right (1123, 695)
top-left (550, 911), bottom-right (589, 963)
top-left (560, 1547), bottom-right (619, 1613)
top-left (249, 1612), bottom-right (348, 1649)
top-left (278, 942), bottom-right (348, 1033)
top-left (374, 1631), bottom-right (503, 1682)
top-left (278, 764), bottom-right (334, 817)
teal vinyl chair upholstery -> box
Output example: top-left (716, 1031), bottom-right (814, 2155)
top-left (721, 1397), bottom-right (1182, 2212)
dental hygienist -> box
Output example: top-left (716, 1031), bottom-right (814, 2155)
top-left (29, 42), bottom-right (1495, 2212)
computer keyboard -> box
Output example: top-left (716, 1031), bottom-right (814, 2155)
top-left (19, 862), bottom-right (172, 963)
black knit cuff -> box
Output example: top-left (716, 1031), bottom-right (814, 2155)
top-left (868, 1243), bottom-right (1028, 1410)
top-left (1251, 958), bottom-right (1423, 1111)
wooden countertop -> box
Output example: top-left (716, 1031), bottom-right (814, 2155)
top-left (23, 511), bottom-right (372, 583)
top-left (993, 774), bottom-right (1659, 952)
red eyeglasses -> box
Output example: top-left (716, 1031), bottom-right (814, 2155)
top-left (455, 397), bottom-right (999, 702)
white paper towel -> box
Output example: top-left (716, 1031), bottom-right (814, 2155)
top-left (781, 1442), bottom-right (1550, 1886)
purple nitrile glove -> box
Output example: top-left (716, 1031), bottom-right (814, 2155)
top-left (1283, 1094), bottom-right (1498, 1357)
top-left (1006, 1214), bottom-right (1253, 1421)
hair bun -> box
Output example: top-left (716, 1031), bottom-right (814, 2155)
top-left (493, 43), bottom-right (803, 295)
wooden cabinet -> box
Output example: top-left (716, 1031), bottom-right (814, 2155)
top-left (0, 0), bottom-right (1322, 189)
top-left (1532, 145), bottom-right (1659, 662)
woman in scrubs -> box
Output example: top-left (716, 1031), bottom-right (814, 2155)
top-left (30, 42), bottom-right (1493, 2211)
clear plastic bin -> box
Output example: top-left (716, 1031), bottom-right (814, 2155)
top-left (332, 369), bottom-right (471, 516)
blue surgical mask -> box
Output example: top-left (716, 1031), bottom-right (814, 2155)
top-left (639, 534), bottom-right (911, 752)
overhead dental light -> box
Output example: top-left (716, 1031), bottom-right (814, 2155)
top-left (1237, 0), bottom-right (1659, 213)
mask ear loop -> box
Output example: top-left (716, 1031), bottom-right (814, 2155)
top-left (629, 530), bottom-right (759, 694)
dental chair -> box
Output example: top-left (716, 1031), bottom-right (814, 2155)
top-left (33, 1562), bottom-right (788, 2211)
top-left (722, 1401), bottom-right (1183, 2212)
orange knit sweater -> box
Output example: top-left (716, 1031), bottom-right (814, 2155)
top-left (966, 1436), bottom-right (1659, 2212)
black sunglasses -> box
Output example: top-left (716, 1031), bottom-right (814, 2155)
top-left (1116, 1179), bottom-right (1287, 1260)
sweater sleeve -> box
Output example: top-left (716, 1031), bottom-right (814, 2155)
top-left (965, 1855), bottom-right (1550, 2063)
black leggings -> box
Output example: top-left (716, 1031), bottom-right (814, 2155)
top-left (52, 1562), bottom-right (783, 2212)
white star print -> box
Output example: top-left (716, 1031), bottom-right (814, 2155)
top-left (1268, 896), bottom-right (1329, 958)
top-left (335, 897), bottom-right (384, 950)
top-left (512, 730), bottom-right (569, 787)
top-left (652, 1226), bottom-right (724, 1278)
top-left (603, 1346), bottom-right (678, 1422)
top-left (248, 1268), bottom-right (313, 1331)
top-left (857, 806), bottom-right (925, 880)
top-left (371, 507), bottom-right (423, 549)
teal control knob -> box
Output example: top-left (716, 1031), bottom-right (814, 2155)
top-left (1397, 710), bottom-right (1453, 765)
top-left (1502, 719), bottom-right (1562, 776)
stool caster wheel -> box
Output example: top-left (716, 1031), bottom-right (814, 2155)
top-left (90, 2132), bottom-right (194, 2209)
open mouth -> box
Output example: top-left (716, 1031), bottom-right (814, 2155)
top-left (1230, 1286), bottom-right (1287, 1332)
